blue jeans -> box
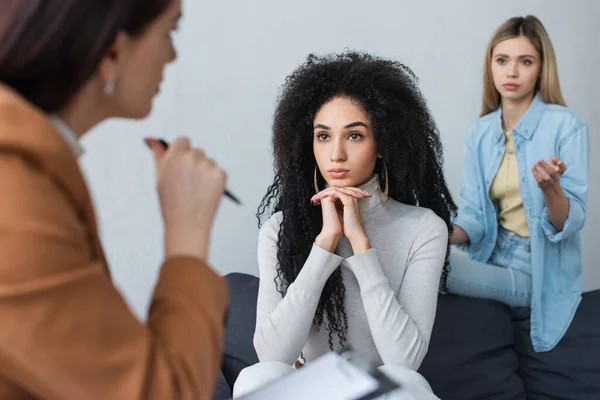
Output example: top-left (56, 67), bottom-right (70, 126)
top-left (447, 227), bottom-right (532, 308)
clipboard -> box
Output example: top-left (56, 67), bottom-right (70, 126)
top-left (236, 350), bottom-right (399, 400)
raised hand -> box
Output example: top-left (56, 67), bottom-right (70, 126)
top-left (145, 136), bottom-right (227, 260)
top-left (532, 156), bottom-right (567, 190)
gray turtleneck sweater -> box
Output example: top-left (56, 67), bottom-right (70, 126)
top-left (253, 176), bottom-right (449, 370)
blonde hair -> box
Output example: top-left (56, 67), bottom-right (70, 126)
top-left (480, 15), bottom-right (566, 117)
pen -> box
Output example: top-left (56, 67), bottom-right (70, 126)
top-left (157, 138), bottom-right (241, 205)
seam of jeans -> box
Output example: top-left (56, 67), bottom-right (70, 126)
top-left (447, 276), bottom-right (532, 298)
top-left (509, 267), bottom-right (517, 295)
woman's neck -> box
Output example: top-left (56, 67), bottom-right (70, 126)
top-left (501, 92), bottom-right (534, 133)
top-left (57, 81), bottom-right (112, 138)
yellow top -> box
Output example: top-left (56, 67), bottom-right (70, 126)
top-left (489, 132), bottom-right (530, 237)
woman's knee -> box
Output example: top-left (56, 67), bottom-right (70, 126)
top-left (232, 361), bottom-right (295, 398)
top-left (376, 365), bottom-right (438, 399)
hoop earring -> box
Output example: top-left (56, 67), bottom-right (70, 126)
top-left (377, 160), bottom-right (389, 202)
top-left (314, 166), bottom-right (320, 194)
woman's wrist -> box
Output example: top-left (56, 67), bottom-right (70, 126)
top-left (164, 224), bottom-right (210, 261)
top-left (541, 181), bottom-right (564, 198)
top-left (349, 235), bottom-right (371, 254)
top-left (315, 232), bottom-right (341, 253)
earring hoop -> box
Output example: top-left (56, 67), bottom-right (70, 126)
top-left (377, 160), bottom-right (389, 202)
top-left (314, 166), bottom-right (320, 194)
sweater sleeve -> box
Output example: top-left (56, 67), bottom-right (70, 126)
top-left (345, 211), bottom-right (448, 369)
top-left (253, 214), bottom-right (344, 364)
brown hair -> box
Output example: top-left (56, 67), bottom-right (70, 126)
top-left (0, 0), bottom-right (171, 113)
top-left (481, 15), bottom-right (566, 117)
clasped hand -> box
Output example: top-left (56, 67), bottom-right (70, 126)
top-left (311, 187), bottom-right (371, 254)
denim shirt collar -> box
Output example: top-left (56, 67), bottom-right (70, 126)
top-left (491, 92), bottom-right (547, 143)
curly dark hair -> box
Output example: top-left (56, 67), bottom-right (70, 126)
top-left (257, 51), bottom-right (457, 350)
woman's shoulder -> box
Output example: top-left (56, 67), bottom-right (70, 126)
top-left (474, 111), bottom-right (499, 129)
top-left (543, 103), bottom-right (588, 132)
top-left (258, 211), bottom-right (284, 240)
top-left (462, 112), bottom-right (499, 144)
top-left (384, 201), bottom-right (448, 235)
top-left (0, 86), bottom-right (80, 174)
top-left (0, 85), bottom-right (54, 136)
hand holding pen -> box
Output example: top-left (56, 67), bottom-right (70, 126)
top-left (144, 136), bottom-right (233, 260)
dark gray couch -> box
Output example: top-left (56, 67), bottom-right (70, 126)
top-left (213, 273), bottom-right (600, 399)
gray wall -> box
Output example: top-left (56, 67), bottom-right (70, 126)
top-left (81, 0), bottom-right (600, 319)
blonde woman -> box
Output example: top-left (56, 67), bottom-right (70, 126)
top-left (448, 14), bottom-right (589, 355)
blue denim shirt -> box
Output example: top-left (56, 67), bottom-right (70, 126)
top-left (453, 94), bottom-right (590, 352)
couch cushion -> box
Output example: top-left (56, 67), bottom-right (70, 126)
top-left (513, 289), bottom-right (600, 399)
top-left (222, 273), bottom-right (531, 398)
top-left (212, 370), bottom-right (231, 400)
top-left (222, 273), bottom-right (260, 388)
top-left (419, 294), bottom-right (526, 399)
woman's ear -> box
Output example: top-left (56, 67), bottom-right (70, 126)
top-left (97, 32), bottom-right (131, 88)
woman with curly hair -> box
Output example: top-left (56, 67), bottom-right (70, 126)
top-left (233, 52), bottom-right (457, 399)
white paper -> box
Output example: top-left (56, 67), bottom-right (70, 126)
top-left (237, 352), bottom-right (380, 400)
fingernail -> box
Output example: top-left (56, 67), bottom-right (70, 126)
top-left (143, 138), bottom-right (152, 148)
